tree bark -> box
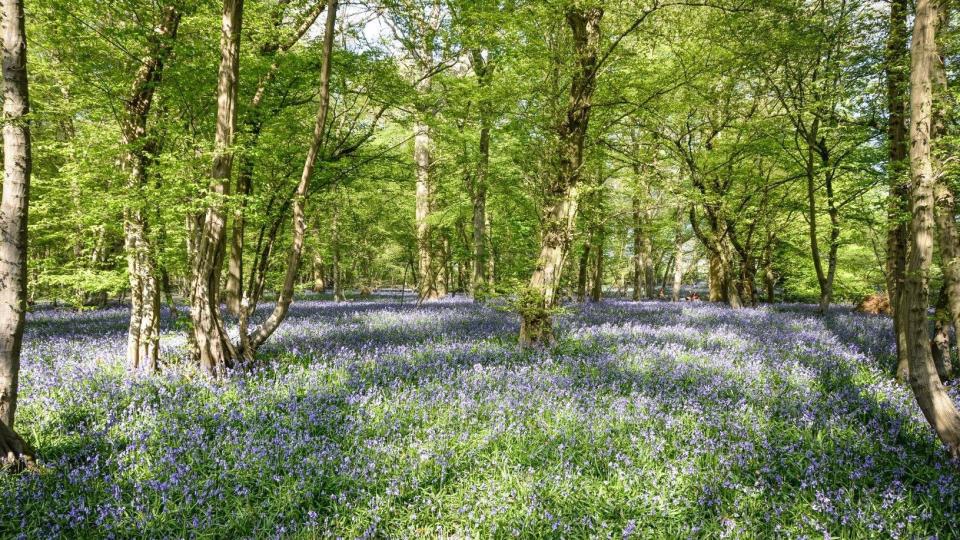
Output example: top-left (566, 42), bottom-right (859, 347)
top-left (904, 0), bottom-right (960, 457)
top-left (190, 0), bottom-right (244, 377)
top-left (121, 5), bottom-right (180, 374)
top-left (885, 0), bottom-right (911, 381)
top-left (225, 0), bottom-right (327, 316)
top-left (246, 0), bottom-right (338, 353)
top-left (470, 49), bottom-right (492, 300)
top-left (577, 238), bottom-right (590, 302)
top-left (591, 226), bottom-right (604, 302)
top-left (0, 0), bottom-right (34, 469)
top-left (672, 208), bottom-right (685, 301)
top-left (520, 6), bottom-right (602, 346)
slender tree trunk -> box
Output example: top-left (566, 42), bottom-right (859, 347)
top-left (246, 0), bottom-right (338, 353)
top-left (763, 235), bottom-right (776, 303)
top-left (632, 196), bottom-right (643, 301)
top-left (225, 1), bottom-right (326, 316)
top-left (121, 6), bottom-right (180, 373)
top-left (190, 0), bottom-right (244, 377)
top-left (485, 210), bottom-right (495, 288)
top-left (904, 0), bottom-right (960, 457)
top-left (470, 49), bottom-right (492, 300)
top-left (672, 210), bottom-right (685, 302)
top-left (577, 238), bottom-right (590, 302)
top-left (0, 0), bottom-right (34, 470)
top-left (332, 194), bottom-right (344, 302)
top-left (591, 227), bottom-right (604, 302)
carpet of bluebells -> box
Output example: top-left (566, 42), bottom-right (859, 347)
top-left (4, 293), bottom-right (960, 538)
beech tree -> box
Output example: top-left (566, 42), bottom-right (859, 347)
top-left (0, 0), bottom-right (35, 470)
top-left (903, 0), bottom-right (960, 457)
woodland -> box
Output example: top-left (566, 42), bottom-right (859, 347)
top-left (1, 0), bottom-right (960, 537)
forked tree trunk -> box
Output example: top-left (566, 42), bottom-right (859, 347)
top-left (245, 0), bottom-right (338, 355)
top-left (121, 5), bottom-right (180, 374)
top-left (519, 7), bottom-right (602, 346)
top-left (225, 0), bottom-right (327, 316)
top-left (0, 0), bottom-right (34, 470)
top-left (190, 0), bottom-right (244, 377)
top-left (903, 0), bottom-right (960, 457)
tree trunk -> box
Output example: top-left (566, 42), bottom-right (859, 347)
top-left (672, 208), bottom-right (685, 301)
top-left (470, 49), bottom-right (492, 300)
top-left (0, 0), bottom-right (33, 469)
top-left (246, 0), bottom-right (338, 354)
top-left (591, 227), bottom-right (604, 302)
top-left (763, 235), bottom-right (776, 304)
top-left (708, 253), bottom-right (723, 302)
top-left (190, 0), bottom-right (244, 377)
top-left (886, 0), bottom-right (911, 381)
top-left (932, 286), bottom-right (954, 382)
top-left (577, 239), bottom-right (590, 302)
top-left (904, 0), bottom-right (960, 457)
top-left (520, 6), bottom-right (602, 346)
top-left (332, 194), bottom-right (344, 302)
top-left (121, 6), bottom-right (180, 373)
top-left (485, 210), bottom-right (495, 288)
top-left (225, 0), bottom-right (326, 316)
top-left (414, 71), bottom-right (439, 301)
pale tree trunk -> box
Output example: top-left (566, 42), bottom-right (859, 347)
top-left (520, 7), bottom-right (602, 346)
top-left (414, 102), bottom-right (437, 300)
top-left (904, 0), bottom-right (960, 457)
top-left (0, 0), bottom-right (35, 470)
top-left (886, 0), bottom-right (911, 381)
top-left (246, 0), bottom-right (338, 354)
top-left (672, 208), bottom-right (685, 301)
top-left (190, 0), bottom-right (244, 377)
top-left (121, 6), bottom-right (180, 374)
top-left (225, 0), bottom-right (326, 316)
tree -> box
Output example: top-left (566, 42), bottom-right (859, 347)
top-left (0, 0), bottom-right (36, 470)
top-left (122, 5), bottom-right (181, 374)
top-left (903, 0), bottom-right (960, 457)
top-left (189, 0), bottom-right (244, 377)
top-left (519, 5), bottom-right (603, 346)
top-left (242, 0), bottom-right (339, 357)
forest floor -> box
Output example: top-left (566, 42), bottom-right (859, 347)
top-left (3, 294), bottom-right (960, 538)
